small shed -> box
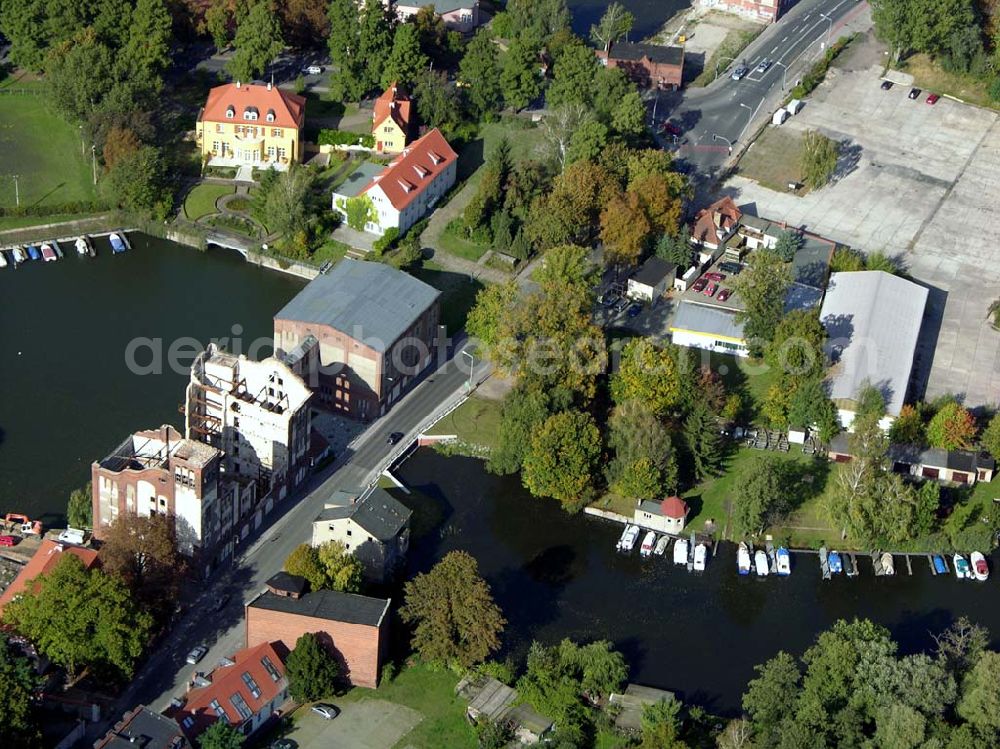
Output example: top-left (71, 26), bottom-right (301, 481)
top-left (634, 496), bottom-right (689, 534)
top-left (628, 257), bottom-right (677, 302)
top-left (610, 684), bottom-right (676, 734)
top-left (455, 674), bottom-right (554, 745)
top-left (674, 266), bottom-right (698, 292)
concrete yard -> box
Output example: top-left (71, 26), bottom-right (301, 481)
top-left (726, 49), bottom-right (1000, 408)
top-left (284, 701), bottom-right (423, 748)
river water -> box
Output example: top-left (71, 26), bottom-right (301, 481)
top-left (568, 0), bottom-right (689, 41)
top-left (396, 449), bottom-right (1000, 714)
top-left (0, 235), bottom-right (304, 523)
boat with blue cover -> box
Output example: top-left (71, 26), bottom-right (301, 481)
top-left (828, 551), bottom-right (843, 574)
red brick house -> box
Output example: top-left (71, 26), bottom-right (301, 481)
top-left (596, 42), bottom-right (684, 90)
top-left (170, 640), bottom-right (288, 743)
top-left (245, 580), bottom-right (390, 689)
top-left (0, 539), bottom-right (100, 615)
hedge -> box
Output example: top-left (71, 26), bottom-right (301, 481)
top-left (0, 200), bottom-right (112, 218)
top-left (317, 129), bottom-right (376, 149)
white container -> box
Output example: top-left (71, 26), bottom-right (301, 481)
top-left (771, 108), bottom-right (789, 125)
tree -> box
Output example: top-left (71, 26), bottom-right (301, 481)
top-left (45, 30), bottom-right (116, 122)
top-left (99, 513), bottom-right (180, 618)
top-left (316, 541), bottom-right (363, 593)
top-left (279, 0), bottom-right (330, 47)
top-left (253, 165), bottom-right (314, 240)
top-left (547, 41), bottom-right (598, 108)
top-left (66, 482), bottom-right (92, 528)
top-left (285, 632), bottom-right (339, 702)
top-left (228, 0), bottom-right (284, 82)
top-left (500, 38), bottom-right (541, 111)
top-left (460, 29), bottom-right (503, 120)
top-left (684, 400), bottom-right (723, 482)
top-left (870, 0), bottom-right (913, 61)
top-left (640, 698), bottom-right (685, 749)
top-left (606, 399), bottom-right (678, 499)
top-left (926, 401), bottom-right (977, 450)
top-left (566, 118), bottom-right (609, 165)
top-left (865, 250), bottom-right (899, 274)
top-left (600, 190), bottom-right (651, 268)
top-left (765, 309), bottom-right (826, 378)
top-left (118, 0), bottom-right (173, 91)
top-left (730, 250), bottom-right (793, 356)
top-left (533, 244), bottom-right (597, 289)
top-left (888, 404), bottom-right (926, 446)
top-left (933, 616), bottom-right (989, 676)
top-left (590, 2), bottom-right (634, 52)
top-left (734, 456), bottom-right (790, 533)
top-left (284, 543), bottom-right (326, 591)
top-left (400, 550), bottom-right (506, 667)
top-left (612, 90), bottom-right (647, 138)
top-left (655, 231), bottom-right (692, 268)
top-left (788, 377), bottom-right (839, 440)
top-left (102, 126), bottom-right (142, 171)
top-left (593, 67), bottom-right (632, 123)
top-left (612, 339), bottom-right (689, 416)
top-left (631, 174), bottom-right (683, 237)
top-left (382, 23), bottom-right (428, 89)
top-left (467, 282), bottom-right (518, 350)
top-left (488, 385), bottom-right (552, 475)
top-left (358, 0), bottom-right (395, 90)
top-left (830, 248), bottom-right (866, 273)
top-left (773, 230), bottom-right (804, 261)
top-left (558, 639), bottom-right (627, 699)
top-left (0, 635), bottom-right (40, 747)
top-left (198, 719), bottom-right (244, 749)
top-left (413, 68), bottom-right (462, 134)
top-left (522, 410), bottom-right (601, 509)
top-left (743, 651), bottom-right (801, 746)
top-left (3, 555), bottom-right (153, 683)
top-left (801, 129), bottom-right (840, 189)
top-left (957, 651), bottom-right (1000, 739)
top-left (874, 703), bottom-right (925, 749)
top-left (327, 0), bottom-right (365, 100)
top-left (105, 146), bottom-right (171, 218)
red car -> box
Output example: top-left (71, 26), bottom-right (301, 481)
top-left (926, 93), bottom-right (940, 105)
top-left (703, 281), bottom-right (718, 297)
top-left (691, 278), bottom-right (708, 292)
top-left (661, 121), bottom-right (682, 136)
top-left (704, 272), bottom-right (727, 282)
top-left (717, 288), bottom-right (732, 302)
top-left (0, 535), bottom-right (18, 547)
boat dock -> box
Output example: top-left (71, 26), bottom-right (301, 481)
top-left (0, 229), bottom-right (134, 266)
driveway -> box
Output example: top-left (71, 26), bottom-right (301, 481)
top-left (284, 701), bottom-right (422, 749)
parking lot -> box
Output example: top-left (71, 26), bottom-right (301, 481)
top-left (280, 700), bottom-right (422, 749)
top-left (726, 46), bottom-right (1000, 407)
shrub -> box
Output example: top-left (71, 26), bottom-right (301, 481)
top-left (317, 129), bottom-right (375, 148)
top-left (789, 34), bottom-right (855, 99)
top-left (373, 227), bottom-right (400, 256)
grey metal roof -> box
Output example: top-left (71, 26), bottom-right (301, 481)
top-left (609, 42), bottom-right (684, 66)
top-left (820, 271), bottom-right (928, 418)
top-left (275, 259), bottom-right (440, 353)
top-left (316, 488), bottom-right (411, 541)
top-left (791, 236), bottom-right (834, 289)
top-left (784, 282), bottom-right (824, 312)
top-left (632, 257), bottom-right (677, 287)
top-left (670, 300), bottom-right (744, 339)
top-left (335, 161), bottom-right (385, 198)
top-left (98, 707), bottom-right (187, 749)
top-left (410, 0), bottom-right (477, 12)
top-left (249, 589), bottom-right (390, 627)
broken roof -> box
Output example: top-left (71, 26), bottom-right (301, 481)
top-left (607, 42), bottom-right (684, 66)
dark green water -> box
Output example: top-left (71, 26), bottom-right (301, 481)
top-left (568, 0), bottom-right (688, 40)
top-left (0, 234), bottom-right (305, 523)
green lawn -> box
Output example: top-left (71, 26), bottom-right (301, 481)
top-left (425, 396), bottom-right (503, 449)
top-left (738, 127), bottom-right (808, 194)
top-left (0, 83), bottom-right (98, 210)
top-left (339, 663), bottom-right (476, 749)
top-left (899, 53), bottom-right (997, 110)
top-left (0, 213), bottom-right (97, 231)
top-left (311, 237), bottom-right (351, 266)
top-left (439, 220), bottom-right (491, 261)
top-left (413, 263), bottom-right (486, 335)
top-left (182, 183), bottom-right (233, 221)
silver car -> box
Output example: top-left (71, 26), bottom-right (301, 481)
top-left (731, 65), bottom-right (749, 81)
top-left (186, 645), bottom-right (208, 665)
top-left (311, 704), bottom-right (339, 720)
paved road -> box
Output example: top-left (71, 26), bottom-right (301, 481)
top-left (101, 342), bottom-right (484, 729)
top-left (664, 0), bottom-right (868, 179)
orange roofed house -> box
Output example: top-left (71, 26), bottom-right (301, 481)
top-left (372, 83), bottom-right (413, 154)
top-left (331, 128), bottom-right (458, 236)
top-left (196, 82), bottom-right (305, 170)
top-left (691, 195), bottom-right (742, 251)
top-left (0, 539), bottom-right (100, 615)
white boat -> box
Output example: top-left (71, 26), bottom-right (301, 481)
top-left (109, 232), bottom-right (127, 253)
top-left (971, 551), bottom-right (989, 582)
top-left (776, 547), bottom-right (791, 576)
top-left (40, 242), bottom-right (57, 262)
top-left (881, 552), bottom-right (895, 576)
top-left (12, 247), bottom-right (25, 263)
top-left (693, 543), bottom-right (707, 571)
top-left (737, 542), bottom-right (752, 575)
top-left (653, 535), bottom-right (670, 557)
top-left (673, 538), bottom-right (689, 565)
top-left (754, 550), bottom-right (769, 576)
top-left (954, 554), bottom-right (972, 580)
top-left (75, 237), bottom-right (88, 255)
top-left (0, 252), bottom-right (6, 269)
top-left (615, 524), bottom-right (633, 552)
top-left (639, 531), bottom-right (656, 558)
top-left (618, 525), bottom-right (640, 553)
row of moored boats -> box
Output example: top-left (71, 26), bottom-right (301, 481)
top-left (737, 541), bottom-right (792, 577)
top-left (616, 526), bottom-right (709, 571)
top-left (0, 233), bottom-right (129, 268)
top-left (948, 552), bottom-right (989, 581)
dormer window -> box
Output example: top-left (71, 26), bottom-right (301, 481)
top-left (225, 106), bottom-right (235, 119)
top-left (413, 165), bottom-right (428, 179)
top-left (428, 151), bottom-right (443, 165)
top-left (243, 107), bottom-right (259, 121)
top-left (266, 109), bottom-right (275, 122)
top-left (397, 179), bottom-right (414, 193)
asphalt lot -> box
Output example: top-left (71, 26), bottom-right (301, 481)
top-left (283, 701), bottom-right (422, 749)
top-left (726, 51), bottom-right (1000, 407)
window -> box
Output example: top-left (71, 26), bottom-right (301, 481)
top-left (346, 529), bottom-right (352, 536)
top-left (182, 716), bottom-right (194, 729)
top-left (261, 656), bottom-right (281, 682)
top-left (212, 141), bottom-right (221, 153)
top-left (267, 146), bottom-right (276, 158)
top-left (209, 699), bottom-right (227, 719)
top-left (271, 128), bottom-right (281, 137)
top-left (384, 126), bottom-right (393, 133)
top-left (241, 672), bottom-right (261, 699)
top-left (230, 692), bottom-right (253, 721)
top-left (244, 107), bottom-right (258, 121)
top-left (226, 107), bottom-right (235, 119)
top-left (215, 124), bottom-right (223, 133)
top-left (276, 147), bottom-right (286, 159)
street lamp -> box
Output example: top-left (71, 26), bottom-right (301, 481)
top-left (79, 124), bottom-right (84, 157)
top-left (461, 349), bottom-right (475, 392)
top-left (715, 55), bottom-right (737, 81)
top-left (738, 102), bottom-right (753, 140)
top-left (819, 13), bottom-right (833, 46)
top-left (773, 60), bottom-right (789, 90)
top-left (712, 134), bottom-right (734, 155)
top-left (91, 145), bottom-right (97, 186)
top-left (12, 174), bottom-right (19, 208)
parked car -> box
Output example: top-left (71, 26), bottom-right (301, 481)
top-left (311, 704), bottom-right (339, 720)
top-left (880, 80), bottom-right (893, 90)
top-left (717, 288), bottom-right (733, 302)
top-left (691, 278), bottom-right (708, 292)
top-left (755, 58), bottom-right (772, 73)
top-left (719, 261), bottom-right (743, 274)
top-left (305, 65), bottom-right (324, 75)
top-left (0, 535), bottom-right (18, 547)
top-left (704, 272), bottom-right (726, 282)
top-left (661, 121), bottom-right (682, 136)
top-left (627, 303), bottom-right (642, 318)
top-left (926, 93), bottom-right (940, 105)
top-left (271, 740), bottom-right (296, 749)
top-left (186, 645), bottom-right (208, 665)
top-left (615, 298), bottom-right (629, 313)
top-left (731, 64), bottom-right (749, 81)
top-left (387, 431), bottom-right (404, 445)
top-left (908, 87), bottom-right (922, 99)
top-left (703, 281), bottom-right (718, 297)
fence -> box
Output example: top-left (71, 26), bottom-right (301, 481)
top-left (0, 88), bottom-right (45, 96)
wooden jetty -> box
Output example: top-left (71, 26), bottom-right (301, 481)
top-left (905, 555), bottom-right (913, 575)
top-left (819, 547), bottom-right (831, 580)
top-left (928, 554), bottom-right (937, 575)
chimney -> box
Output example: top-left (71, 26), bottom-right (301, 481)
top-left (236, 80), bottom-right (241, 89)
top-left (267, 81), bottom-right (272, 91)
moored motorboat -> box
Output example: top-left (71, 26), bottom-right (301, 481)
top-left (109, 232), bottom-right (127, 253)
top-left (26, 245), bottom-right (41, 261)
top-left (881, 552), bottom-right (895, 576)
top-left (639, 531), bottom-right (656, 558)
top-left (40, 243), bottom-right (57, 262)
top-left (0, 251), bottom-right (6, 269)
top-left (828, 551), bottom-right (843, 575)
top-left (12, 247), bottom-right (26, 263)
top-left (673, 537), bottom-right (688, 565)
top-left (933, 555), bottom-right (947, 574)
top-left (954, 554), bottom-right (972, 580)
top-left (616, 524), bottom-right (634, 552)
top-left (737, 542), bottom-right (752, 575)
top-left (619, 525), bottom-right (640, 553)
top-left (653, 535), bottom-right (670, 557)
top-left (693, 543), bottom-right (707, 572)
top-left (971, 551), bottom-right (989, 582)
top-left (754, 550), bottom-right (769, 577)
top-left (75, 237), bottom-right (88, 255)
top-left (776, 547), bottom-right (791, 576)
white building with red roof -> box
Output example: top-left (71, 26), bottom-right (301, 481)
top-left (196, 81), bottom-right (306, 170)
top-left (331, 128), bottom-right (458, 236)
top-left (634, 496), bottom-right (689, 534)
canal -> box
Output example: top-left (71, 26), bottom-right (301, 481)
top-left (0, 235), bottom-right (305, 522)
top-left (568, 0), bottom-right (689, 41)
top-left (396, 448), bottom-right (1000, 714)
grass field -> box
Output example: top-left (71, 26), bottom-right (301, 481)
top-left (900, 54), bottom-right (996, 110)
top-left (438, 219), bottom-right (491, 261)
top-left (693, 26), bottom-right (765, 87)
top-left (414, 262), bottom-right (486, 335)
top-left (0, 81), bottom-right (97, 210)
top-left (182, 183), bottom-right (232, 220)
top-left (339, 663), bottom-right (476, 749)
top-left (738, 127), bottom-right (808, 193)
top-left (426, 396), bottom-right (503, 449)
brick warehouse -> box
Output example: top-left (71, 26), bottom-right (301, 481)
top-left (245, 578), bottom-right (390, 688)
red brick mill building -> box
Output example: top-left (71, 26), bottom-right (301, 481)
top-left (596, 42), bottom-right (685, 90)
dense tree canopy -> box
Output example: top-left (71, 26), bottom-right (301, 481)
top-left (285, 632), bottom-right (339, 702)
top-left (730, 250), bottom-right (793, 357)
top-left (99, 512), bottom-right (180, 619)
top-left (228, 0), bottom-right (284, 82)
top-left (522, 410), bottom-right (602, 509)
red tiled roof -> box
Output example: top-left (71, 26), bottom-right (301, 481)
top-left (173, 641), bottom-right (288, 740)
top-left (660, 496), bottom-right (688, 519)
top-left (362, 128), bottom-right (458, 211)
top-left (199, 83), bottom-right (305, 130)
top-left (691, 195), bottom-right (742, 244)
top-left (373, 83), bottom-right (412, 132)
top-left (0, 539), bottom-right (100, 614)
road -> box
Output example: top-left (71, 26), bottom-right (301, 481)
top-left (661, 0), bottom-right (868, 179)
top-left (101, 342), bottom-right (484, 729)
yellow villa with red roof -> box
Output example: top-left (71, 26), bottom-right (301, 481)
top-left (196, 81), bottom-right (306, 170)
